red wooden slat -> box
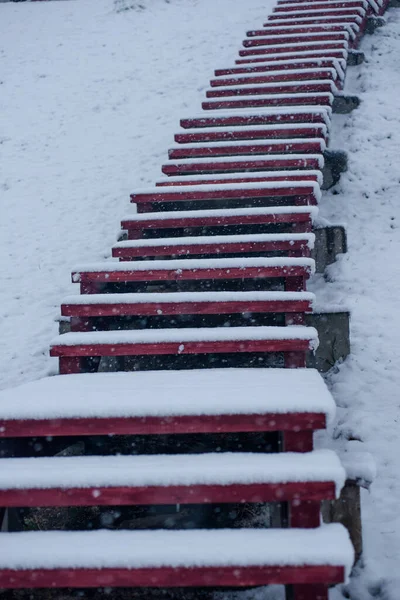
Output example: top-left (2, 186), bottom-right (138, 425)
top-left (168, 142), bottom-right (323, 159)
top-left (0, 481), bottom-right (335, 508)
top-left (162, 157), bottom-right (322, 175)
top-left (263, 16), bottom-right (361, 24)
top-left (0, 412), bottom-right (326, 438)
top-left (206, 82), bottom-right (333, 96)
top-left (246, 25), bottom-right (354, 36)
top-left (202, 97), bottom-right (332, 109)
top-left (215, 62), bottom-right (341, 77)
top-left (131, 186), bottom-right (317, 203)
top-left (0, 565), bottom-right (345, 589)
top-left (112, 239), bottom-right (310, 259)
top-left (181, 111), bottom-right (328, 126)
top-left (210, 74), bottom-right (335, 87)
top-left (62, 299), bottom-right (313, 318)
top-left (50, 339), bottom-right (312, 358)
top-left (238, 43), bottom-right (346, 57)
top-left (156, 174), bottom-right (320, 186)
top-left (267, 9), bottom-right (364, 18)
top-left (235, 51), bottom-right (346, 63)
top-left (275, 0), bottom-right (365, 8)
top-left (175, 126), bottom-right (325, 143)
top-left (242, 33), bottom-right (347, 46)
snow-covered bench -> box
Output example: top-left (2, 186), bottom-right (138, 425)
top-left (246, 23), bottom-right (359, 40)
top-left (202, 92), bottom-right (334, 111)
top-left (181, 107), bottom-right (331, 129)
top-left (0, 368), bottom-right (333, 448)
top-left (238, 41), bottom-right (348, 59)
top-left (121, 206), bottom-right (317, 239)
top-left (71, 257), bottom-right (315, 294)
top-left (156, 170), bottom-right (322, 187)
top-left (162, 153), bottom-right (324, 176)
top-left (210, 70), bottom-right (338, 89)
top-left (215, 58), bottom-right (345, 82)
top-left (274, 0), bottom-right (368, 12)
top-left (205, 80), bottom-right (338, 97)
top-left (174, 122), bottom-right (328, 144)
top-left (61, 291), bottom-right (315, 333)
top-left (111, 232), bottom-right (315, 261)
top-left (242, 31), bottom-right (350, 49)
top-left (235, 49), bottom-right (348, 66)
top-left (167, 139), bottom-right (326, 160)
top-left (130, 181), bottom-right (321, 214)
top-left (49, 325), bottom-right (318, 374)
top-left (0, 526), bottom-right (353, 596)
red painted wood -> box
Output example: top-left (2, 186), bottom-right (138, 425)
top-left (58, 357), bottom-right (80, 376)
top-left (50, 339), bottom-right (312, 358)
top-left (238, 43), bottom-right (346, 57)
top-left (242, 33), bottom-right (347, 46)
top-left (0, 565), bottom-right (345, 589)
top-left (284, 430), bottom-right (314, 452)
top-left (215, 61), bottom-right (341, 77)
top-left (274, 1), bottom-right (366, 11)
top-left (168, 142), bottom-right (324, 159)
top-left (62, 299), bottom-right (313, 318)
top-left (210, 74), bottom-right (335, 88)
top-left (206, 82), bottom-right (334, 97)
top-left (291, 584), bottom-right (329, 600)
top-left (156, 174), bottom-right (320, 186)
top-left (113, 240), bottom-right (310, 260)
top-left (0, 412), bottom-right (326, 438)
top-left (0, 481), bottom-right (335, 508)
top-left (290, 500), bottom-right (321, 528)
top-left (122, 212), bottom-right (313, 237)
top-left (263, 16), bottom-right (361, 25)
top-left (235, 51), bottom-right (346, 64)
top-left (284, 351), bottom-right (307, 368)
top-left (131, 186), bottom-right (318, 203)
top-left (267, 9), bottom-right (364, 19)
top-left (247, 25), bottom-right (354, 36)
top-left (202, 96), bottom-right (332, 110)
top-left (175, 126), bottom-right (325, 143)
top-left (73, 264), bottom-right (312, 287)
top-left (162, 157), bottom-right (322, 175)
top-left (181, 111), bottom-right (328, 127)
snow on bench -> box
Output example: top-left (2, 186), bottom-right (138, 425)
top-left (246, 23), bottom-right (359, 41)
top-left (130, 181), bottom-right (322, 211)
top-left (50, 325), bottom-right (318, 373)
top-left (274, 1), bottom-right (368, 12)
top-left (181, 106), bottom-right (332, 128)
top-left (174, 122), bottom-right (329, 144)
top-left (267, 8), bottom-right (365, 22)
top-left (167, 139), bottom-right (326, 160)
top-left (238, 42), bottom-right (348, 59)
top-left (242, 32), bottom-right (350, 48)
top-left (236, 50), bottom-right (348, 65)
top-left (0, 526), bottom-right (354, 590)
top-left (205, 81), bottom-right (338, 98)
top-left (210, 70), bottom-right (338, 88)
top-left (0, 367), bottom-right (334, 441)
top-left (0, 450), bottom-right (344, 508)
top-left (111, 232), bottom-right (315, 260)
top-left (264, 13), bottom-right (362, 26)
top-left (214, 59), bottom-right (345, 80)
top-left (61, 291), bottom-right (315, 327)
top-left (121, 205), bottom-right (317, 238)
top-left (156, 170), bottom-right (323, 187)
top-left (202, 93), bottom-right (334, 111)
top-left (162, 153), bottom-right (324, 175)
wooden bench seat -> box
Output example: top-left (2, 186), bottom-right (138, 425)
top-left (202, 93), bottom-right (334, 110)
top-left (242, 32), bottom-right (349, 48)
top-left (274, 0), bottom-right (368, 12)
top-left (181, 106), bottom-right (332, 128)
top-left (174, 123), bottom-right (328, 144)
top-left (205, 81), bottom-right (337, 97)
top-left (156, 170), bottom-right (323, 187)
top-left (121, 206), bottom-right (317, 239)
top-left (50, 325), bottom-right (318, 373)
top-left (71, 257), bottom-right (315, 294)
top-left (264, 14), bottom-right (362, 24)
top-left (268, 7), bottom-right (365, 20)
top-left (0, 449), bottom-right (344, 509)
top-left (246, 23), bottom-right (358, 39)
top-left (235, 50), bottom-right (348, 65)
top-left (0, 367), bottom-right (334, 443)
top-left (210, 70), bottom-right (338, 88)
top-left (167, 140), bottom-right (326, 160)
top-left (238, 43), bottom-right (348, 59)
top-left (111, 232), bottom-right (315, 260)
top-left (162, 154), bottom-right (324, 176)
top-left (215, 59), bottom-right (344, 79)
top-left (130, 182), bottom-right (321, 212)
top-left (0, 525), bottom-right (353, 595)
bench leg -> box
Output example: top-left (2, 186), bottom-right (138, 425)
top-left (287, 584), bottom-right (329, 600)
top-left (285, 276), bottom-right (305, 292)
top-left (59, 357), bottom-right (81, 375)
top-left (289, 500), bottom-right (320, 528)
top-left (284, 351), bottom-right (306, 368)
top-left (283, 430), bottom-right (313, 452)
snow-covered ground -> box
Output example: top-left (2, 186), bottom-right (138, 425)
top-left (1, 0), bottom-right (400, 599)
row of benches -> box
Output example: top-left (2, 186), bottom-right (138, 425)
top-left (0, 0), bottom-right (385, 597)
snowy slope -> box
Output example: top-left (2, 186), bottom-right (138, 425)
top-left (0, 0), bottom-right (274, 390)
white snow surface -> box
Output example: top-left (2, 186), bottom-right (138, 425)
top-left (50, 325), bottom-right (319, 347)
top-left (0, 368), bottom-right (336, 421)
top-left (0, 525), bottom-right (353, 572)
top-left (0, 450), bottom-right (345, 493)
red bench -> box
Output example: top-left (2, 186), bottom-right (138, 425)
top-left (202, 93), bottom-right (333, 110)
top-left (155, 170), bottom-right (322, 187)
top-left (246, 24), bottom-right (357, 38)
top-left (161, 154), bottom-right (324, 176)
top-left (242, 32), bottom-right (349, 47)
top-left (210, 70), bottom-right (338, 88)
top-left (174, 123), bottom-right (328, 144)
top-left (235, 50), bottom-right (347, 65)
top-left (205, 81), bottom-right (337, 97)
top-left (180, 107), bottom-right (331, 128)
top-left (167, 140), bottom-right (326, 160)
top-left (111, 232), bottom-right (314, 261)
